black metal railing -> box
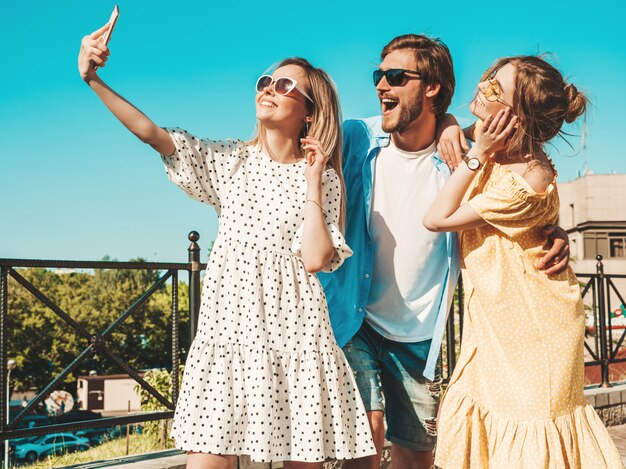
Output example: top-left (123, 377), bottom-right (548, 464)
top-left (440, 255), bottom-right (626, 388)
top-left (586, 255), bottom-right (626, 387)
top-left (2, 234), bottom-right (624, 455)
top-left (442, 276), bottom-right (463, 381)
top-left (0, 232), bottom-right (205, 443)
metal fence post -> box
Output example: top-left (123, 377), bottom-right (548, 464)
top-left (596, 255), bottom-right (612, 388)
top-left (457, 276), bottom-right (464, 340)
top-left (188, 232), bottom-right (201, 342)
top-left (171, 270), bottom-right (180, 407)
top-left (1, 267), bottom-right (7, 449)
top-left (445, 303), bottom-right (457, 377)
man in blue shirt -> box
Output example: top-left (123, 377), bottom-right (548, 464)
top-left (319, 34), bottom-right (570, 469)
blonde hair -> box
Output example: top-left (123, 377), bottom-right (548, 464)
top-left (250, 57), bottom-right (346, 230)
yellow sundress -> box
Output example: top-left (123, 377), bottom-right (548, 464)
top-left (434, 161), bottom-right (622, 469)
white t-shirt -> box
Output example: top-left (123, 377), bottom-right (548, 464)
top-left (366, 140), bottom-right (448, 342)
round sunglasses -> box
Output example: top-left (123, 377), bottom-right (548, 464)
top-left (256, 75), bottom-right (314, 103)
top-left (481, 70), bottom-right (513, 108)
top-left (373, 68), bottom-right (422, 87)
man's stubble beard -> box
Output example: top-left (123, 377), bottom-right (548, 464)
top-left (381, 89), bottom-right (425, 134)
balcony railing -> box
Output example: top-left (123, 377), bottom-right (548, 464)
top-left (0, 232), bottom-right (205, 443)
top-left (440, 255), bottom-right (626, 389)
top-left (1, 234), bottom-right (624, 456)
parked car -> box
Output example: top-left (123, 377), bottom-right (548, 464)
top-left (75, 426), bottom-right (118, 445)
top-left (76, 423), bottom-right (143, 446)
top-left (5, 414), bottom-right (55, 460)
top-left (13, 432), bottom-right (89, 463)
top-left (8, 435), bottom-right (41, 450)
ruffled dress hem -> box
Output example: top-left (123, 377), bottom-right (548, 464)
top-left (172, 446), bottom-right (371, 464)
top-left (171, 342), bottom-right (377, 463)
top-left (435, 389), bottom-right (623, 469)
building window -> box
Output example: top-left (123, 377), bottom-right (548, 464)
top-left (584, 232), bottom-right (608, 259)
top-left (584, 232), bottom-right (626, 259)
top-left (610, 233), bottom-right (626, 259)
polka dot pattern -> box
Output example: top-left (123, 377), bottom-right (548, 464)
top-left (435, 161), bottom-right (622, 468)
top-left (160, 128), bottom-right (374, 462)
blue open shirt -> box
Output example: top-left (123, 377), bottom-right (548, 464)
top-left (318, 116), bottom-right (461, 380)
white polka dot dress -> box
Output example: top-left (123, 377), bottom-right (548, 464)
top-left (435, 161), bottom-right (622, 468)
top-left (160, 128), bottom-right (376, 463)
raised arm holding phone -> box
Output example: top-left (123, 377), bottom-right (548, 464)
top-left (78, 19), bottom-right (175, 156)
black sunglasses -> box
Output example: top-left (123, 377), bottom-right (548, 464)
top-left (373, 68), bottom-right (422, 86)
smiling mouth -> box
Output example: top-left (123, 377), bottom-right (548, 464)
top-left (381, 97), bottom-right (399, 115)
top-left (260, 100), bottom-right (277, 108)
top-left (474, 94), bottom-right (486, 108)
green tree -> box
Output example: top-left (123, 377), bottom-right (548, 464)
top-left (6, 262), bottom-right (191, 395)
top-left (134, 366), bottom-right (184, 436)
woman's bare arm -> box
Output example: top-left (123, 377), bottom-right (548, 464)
top-left (78, 24), bottom-right (174, 155)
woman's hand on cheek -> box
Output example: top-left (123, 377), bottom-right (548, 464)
top-left (474, 109), bottom-right (518, 157)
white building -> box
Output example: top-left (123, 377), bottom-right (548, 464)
top-left (77, 373), bottom-right (143, 416)
top-left (558, 173), bottom-right (626, 316)
top-left (558, 173), bottom-right (626, 273)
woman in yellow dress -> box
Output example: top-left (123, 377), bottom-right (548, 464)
top-left (423, 56), bottom-right (623, 468)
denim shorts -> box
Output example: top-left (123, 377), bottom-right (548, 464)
top-left (342, 321), bottom-right (441, 451)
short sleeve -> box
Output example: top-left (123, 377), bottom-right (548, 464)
top-left (291, 169), bottom-right (352, 272)
top-left (160, 128), bottom-right (245, 213)
top-left (468, 172), bottom-right (553, 238)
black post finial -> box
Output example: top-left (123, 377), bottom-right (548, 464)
top-left (187, 232), bottom-right (201, 342)
top-left (595, 253), bottom-right (610, 387)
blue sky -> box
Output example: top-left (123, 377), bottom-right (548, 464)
top-left (1, 0), bottom-right (625, 262)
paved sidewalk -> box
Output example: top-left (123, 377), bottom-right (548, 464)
top-left (62, 450), bottom-right (185, 469)
top-left (65, 432), bottom-right (626, 468)
top-left (607, 424), bottom-right (626, 466)
top-left (63, 447), bottom-right (392, 468)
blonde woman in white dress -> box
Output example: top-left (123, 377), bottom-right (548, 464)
top-left (78, 23), bottom-right (375, 469)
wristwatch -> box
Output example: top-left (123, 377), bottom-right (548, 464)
top-left (463, 153), bottom-right (481, 171)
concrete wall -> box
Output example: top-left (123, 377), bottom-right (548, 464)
top-left (104, 378), bottom-right (142, 412)
top-left (558, 174), bottom-right (626, 306)
top-left (558, 174), bottom-right (626, 230)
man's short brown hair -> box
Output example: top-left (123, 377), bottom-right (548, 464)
top-left (381, 34), bottom-right (455, 120)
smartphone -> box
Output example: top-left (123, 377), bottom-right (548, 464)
top-left (101, 5), bottom-right (119, 46)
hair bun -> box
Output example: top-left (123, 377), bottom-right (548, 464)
top-left (563, 82), bottom-right (588, 123)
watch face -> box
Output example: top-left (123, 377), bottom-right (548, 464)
top-left (467, 158), bottom-right (480, 170)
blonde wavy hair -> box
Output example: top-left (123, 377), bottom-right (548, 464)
top-left (249, 57), bottom-right (346, 230)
